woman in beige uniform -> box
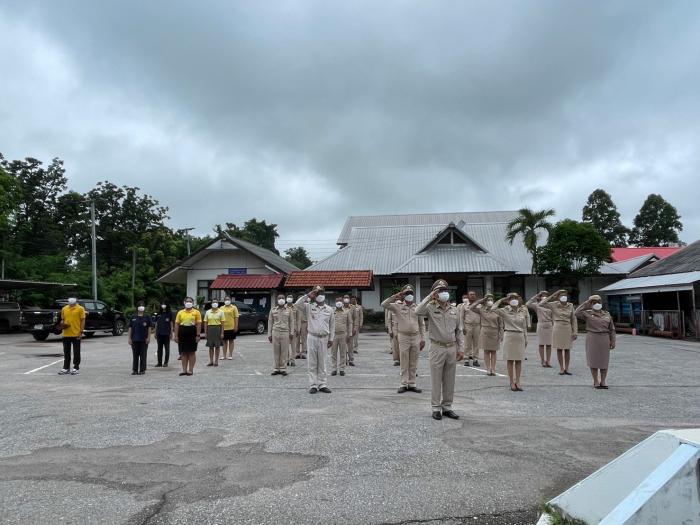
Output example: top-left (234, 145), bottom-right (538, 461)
top-left (541, 289), bottom-right (577, 375)
top-left (575, 295), bottom-right (616, 389)
top-left (526, 291), bottom-right (553, 368)
top-left (468, 295), bottom-right (504, 376)
top-left (492, 293), bottom-right (528, 391)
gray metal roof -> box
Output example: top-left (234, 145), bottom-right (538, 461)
top-left (629, 240), bottom-right (700, 277)
top-left (393, 246), bottom-right (512, 274)
top-left (598, 271), bottom-right (700, 294)
top-left (221, 233), bottom-right (300, 274)
top-left (598, 254), bottom-right (658, 275)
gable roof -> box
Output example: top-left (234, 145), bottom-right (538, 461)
top-left (599, 271), bottom-right (700, 295)
top-left (629, 240), bottom-right (700, 278)
top-left (285, 270), bottom-right (374, 289)
top-left (219, 232), bottom-right (299, 274)
top-left (611, 247), bottom-right (681, 262)
top-left (598, 253), bottom-right (659, 275)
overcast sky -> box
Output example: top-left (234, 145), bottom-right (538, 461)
top-left (1, 1), bottom-right (699, 260)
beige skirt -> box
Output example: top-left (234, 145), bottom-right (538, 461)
top-left (586, 332), bottom-right (611, 369)
top-left (537, 321), bottom-right (553, 346)
top-left (503, 331), bottom-right (526, 361)
top-left (552, 322), bottom-right (573, 350)
top-left (479, 326), bottom-right (501, 352)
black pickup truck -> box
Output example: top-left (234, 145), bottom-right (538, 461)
top-left (22, 299), bottom-right (127, 341)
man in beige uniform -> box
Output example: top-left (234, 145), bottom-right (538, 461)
top-left (330, 297), bottom-right (352, 376)
top-left (461, 290), bottom-right (482, 367)
top-left (295, 286), bottom-right (335, 394)
top-left (385, 307), bottom-right (395, 355)
top-left (415, 279), bottom-right (464, 420)
top-left (285, 295), bottom-right (298, 367)
top-left (295, 295), bottom-right (309, 359)
top-left (267, 293), bottom-right (293, 376)
top-left (350, 296), bottom-right (363, 359)
top-left (389, 300), bottom-right (401, 365)
top-left (341, 295), bottom-right (355, 366)
top-left (382, 285), bottom-right (425, 393)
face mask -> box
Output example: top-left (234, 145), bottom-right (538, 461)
top-left (343, 298), bottom-right (350, 304)
top-left (68, 298), bottom-right (77, 305)
top-left (211, 302), bottom-right (219, 309)
top-left (278, 299), bottom-right (285, 306)
top-left (559, 296), bottom-right (568, 303)
top-left (286, 297), bottom-right (293, 303)
top-left (161, 304), bottom-right (167, 309)
top-left (462, 298), bottom-right (469, 303)
top-left (592, 303), bottom-right (603, 311)
top-left (486, 300), bottom-right (494, 307)
top-left (224, 300), bottom-right (231, 305)
top-left (316, 295), bottom-right (325, 303)
top-left (438, 291), bottom-right (450, 303)
top-left (335, 302), bottom-right (343, 308)
top-left (509, 299), bottom-right (519, 307)
top-left (404, 294), bottom-right (414, 302)
top-left (184, 301), bottom-right (193, 309)
top-left (137, 306), bottom-right (145, 312)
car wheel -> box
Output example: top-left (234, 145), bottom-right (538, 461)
top-left (32, 331), bottom-right (50, 341)
top-left (112, 319), bottom-right (125, 336)
top-left (84, 331), bottom-right (95, 338)
top-left (256, 320), bottom-right (266, 334)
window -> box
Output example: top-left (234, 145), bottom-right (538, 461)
top-left (492, 276), bottom-right (524, 298)
top-left (197, 280), bottom-right (213, 301)
top-left (380, 278), bottom-right (409, 301)
top-left (95, 302), bottom-right (107, 311)
top-left (83, 301), bottom-right (96, 311)
top-left (466, 277), bottom-right (484, 298)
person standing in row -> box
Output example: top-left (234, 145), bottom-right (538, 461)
top-left (491, 293), bottom-right (528, 391)
top-left (204, 300), bottom-right (225, 367)
top-left (153, 302), bottom-right (174, 367)
top-left (468, 295), bottom-right (504, 376)
top-left (221, 296), bottom-right (239, 360)
top-left (389, 299), bottom-right (400, 366)
top-left (268, 293), bottom-right (293, 376)
top-left (575, 295), bottom-right (616, 389)
top-left (385, 306), bottom-right (395, 357)
top-left (542, 290), bottom-right (577, 375)
top-left (286, 295), bottom-right (298, 367)
top-left (128, 300), bottom-right (152, 375)
top-left (382, 285), bottom-right (425, 394)
top-left (58, 297), bottom-right (86, 375)
top-left (295, 295), bottom-right (309, 360)
top-left (296, 286), bottom-right (335, 394)
top-left (416, 280), bottom-right (463, 420)
top-left (174, 297), bottom-right (201, 376)
top-left (526, 291), bottom-right (554, 368)
top-left (330, 297), bottom-right (352, 376)
top-left (461, 291), bottom-right (481, 367)
top-left (350, 296), bottom-right (363, 358)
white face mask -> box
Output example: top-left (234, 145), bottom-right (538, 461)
top-left (224, 300), bottom-right (231, 305)
top-left (184, 301), bottom-right (193, 309)
top-left (315, 295), bottom-right (325, 303)
top-left (137, 306), bottom-right (145, 312)
top-left (592, 303), bottom-right (603, 311)
top-left (486, 300), bottom-right (494, 307)
top-left (559, 296), bottom-right (568, 303)
top-left (286, 297), bottom-right (293, 303)
top-left (161, 304), bottom-right (167, 309)
top-left (462, 297), bottom-right (469, 303)
top-left (211, 302), bottom-right (219, 309)
top-left (404, 294), bottom-right (414, 302)
top-left (277, 298), bottom-right (285, 306)
top-left (335, 301), bottom-right (343, 308)
top-left (509, 299), bottom-right (519, 307)
top-left (343, 298), bottom-right (350, 304)
top-left (438, 291), bottom-right (450, 303)
top-left (68, 298), bottom-right (77, 305)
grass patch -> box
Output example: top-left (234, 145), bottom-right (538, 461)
top-left (540, 503), bottom-right (587, 525)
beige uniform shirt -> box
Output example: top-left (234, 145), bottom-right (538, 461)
top-left (526, 298), bottom-right (553, 325)
top-left (285, 304), bottom-right (298, 336)
top-left (343, 306), bottom-right (355, 333)
top-left (295, 295), bottom-right (335, 340)
top-left (333, 307), bottom-right (352, 335)
top-left (460, 302), bottom-right (481, 328)
top-left (415, 297), bottom-right (464, 348)
top-left (494, 306), bottom-right (528, 333)
top-left (575, 306), bottom-right (616, 343)
top-left (542, 301), bottom-right (577, 334)
top-left (268, 305), bottom-right (292, 335)
top-left (381, 297), bottom-right (425, 338)
top-left (351, 304), bottom-right (363, 334)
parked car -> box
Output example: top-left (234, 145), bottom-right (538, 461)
top-left (198, 300), bottom-right (267, 335)
top-left (0, 301), bottom-right (22, 332)
top-left (22, 299), bottom-right (127, 341)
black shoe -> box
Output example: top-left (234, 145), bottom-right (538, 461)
top-left (473, 360), bottom-right (480, 367)
top-left (432, 411), bottom-right (442, 420)
top-left (564, 371), bottom-right (572, 375)
top-left (309, 387), bottom-right (318, 394)
top-left (393, 361), bottom-right (400, 366)
top-left (289, 361), bottom-right (296, 367)
top-left (154, 364), bottom-right (162, 367)
top-left (206, 363), bottom-right (214, 367)
top-left (397, 386), bottom-right (408, 393)
top-left (280, 371), bottom-right (288, 376)
top-left (442, 410), bottom-right (460, 420)
top-left (348, 362), bottom-right (355, 366)
top-left (353, 350), bottom-right (358, 354)
top-left (138, 371), bottom-right (145, 375)
top-left (163, 363), bottom-right (168, 367)
top-left (131, 371), bottom-right (138, 375)
top-left (271, 370), bottom-right (280, 376)
top-left (331, 370), bottom-right (337, 376)
top-left (301, 354), bottom-right (307, 359)
top-left (319, 387), bottom-right (332, 393)
top-left (463, 361), bottom-right (470, 367)
top-left (407, 386), bottom-right (422, 393)
top-left (179, 372), bottom-right (187, 376)
top-left (339, 371), bottom-right (345, 376)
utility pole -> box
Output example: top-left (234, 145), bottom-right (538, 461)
top-left (182, 227), bottom-right (195, 255)
top-left (90, 200), bottom-right (98, 300)
top-left (131, 247), bottom-right (137, 307)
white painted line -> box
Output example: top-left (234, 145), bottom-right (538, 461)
top-left (253, 369), bottom-right (263, 376)
top-left (24, 359), bottom-right (63, 375)
top-left (464, 366), bottom-right (507, 378)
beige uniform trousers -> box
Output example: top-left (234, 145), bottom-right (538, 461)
top-left (307, 333), bottom-right (328, 388)
top-left (297, 321), bottom-right (308, 356)
top-left (464, 324), bottom-right (480, 359)
top-left (429, 341), bottom-right (457, 411)
top-left (331, 332), bottom-right (348, 371)
top-left (272, 330), bottom-right (290, 371)
top-left (398, 333), bottom-right (420, 387)
top-left (391, 335), bottom-right (400, 361)
top-left (352, 331), bottom-right (359, 353)
top-left (289, 333), bottom-right (298, 362)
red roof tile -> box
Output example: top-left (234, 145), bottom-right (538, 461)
top-left (284, 271), bottom-right (374, 289)
top-left (611, 247), bottom-right (682, 262)
top-left (210, 274), bottom-right (284, 290)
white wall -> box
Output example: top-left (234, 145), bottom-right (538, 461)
top-left (361, 288), bottom-right (381, 311)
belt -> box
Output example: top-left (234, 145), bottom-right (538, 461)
top-left (308, 332), bottom-right (328, 338)
top-left (465, 322), bottom-right (480, 326)
top-left (553, 320), bottom-right (571, 324)
top-left (504, 330), bottom-right (523, 333)
top-left (430, 339), bottom-right (455, 347)
top-left (398, 331), bottom-right (419, 336)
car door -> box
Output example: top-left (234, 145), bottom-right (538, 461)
top-left (82, 301), bottom-right (98, 331)
top-left (235, 302), bottom-right (253, 331)
top-left (94, 301), bottom-right (110, 329)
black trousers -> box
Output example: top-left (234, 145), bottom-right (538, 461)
top-left (131, 341), bottom-right (148, 372)
top-left (62, 337), bottom-right (81, 370)
top-left (156, 334), bottom-right (170, 365)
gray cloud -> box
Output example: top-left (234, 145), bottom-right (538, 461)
top-left (1, 0), bottom-right (699, 259)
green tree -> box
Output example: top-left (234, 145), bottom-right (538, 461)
top-left (217, 218), bottom-right (280, 253)
top-left (538, 220), bottom-right (611, 284)
top-left (581, 189), bottom-right (629, 247)
top-left (505, 208), bottom-right (555, 274)
top-left (629, 194), bottom-right (683, 246)
top-left (284, 246), bottom-right (312, 269)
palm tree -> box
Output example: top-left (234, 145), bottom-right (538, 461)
top-left (505, 208), bottom-right (555, 275)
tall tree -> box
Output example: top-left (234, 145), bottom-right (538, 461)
top-left (217, 218), bottom-right (280, 254)
top-left (284, 246), bottom-right (312, 269)
top-left (505, 208), bottom-right (555, 274)
top-left (629, 194), bottom-right (683, 246)
top-left (581, 189), bottom-right (629, 246)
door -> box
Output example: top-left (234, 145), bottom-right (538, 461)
top-left (235, 302), bottom-right (254, 331)
top-left (94, 301), bottom-right (110, 329)
top-left (82, 301), bottom-right (99, 331)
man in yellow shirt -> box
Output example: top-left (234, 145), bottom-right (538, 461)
top-left (221, 296), bottom-right (239, 360)
top-left (59, 297), bottom-right (86, 375)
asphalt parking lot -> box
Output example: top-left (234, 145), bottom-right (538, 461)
top-left (0, 330), bottom-right (699, 525)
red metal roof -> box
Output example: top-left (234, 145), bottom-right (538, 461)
top-left (611, 247), bottom-right (682, 262)
top-left (210, 274), bottom-right (284, 290)
top-left (284, 270), bottom-right (374, 289)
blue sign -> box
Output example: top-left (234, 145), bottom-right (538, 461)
top-left (228, 268), bottom-right (248, 275)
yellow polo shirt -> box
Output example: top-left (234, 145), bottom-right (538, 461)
top-left (61, 304), bottom-right (86, 337)
top-left (175, 308), bottom-right (202, 327)
top-left (222, 304), bottom-right (240, 330)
